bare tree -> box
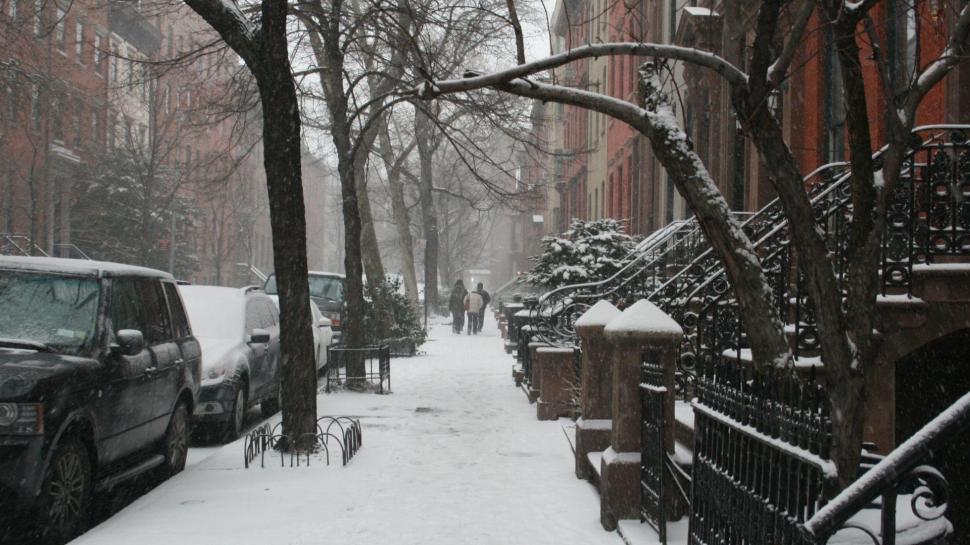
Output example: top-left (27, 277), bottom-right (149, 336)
top-left (180, 0), bottom-right (317, 446)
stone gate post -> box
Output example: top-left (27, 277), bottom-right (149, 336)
top-left (599, 300), bottom-right (683, 530)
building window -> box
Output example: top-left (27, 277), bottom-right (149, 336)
top-left (75, 21), bottom-right (84, 62)
top-left (111, 48), bottom-right (119, 82)
top-left (50, 94), bottom-right (63, 142)
top-left (8, 0), bottom-right (17, 20)
top-left (33, 0), bottom-right (42, 35)
top-left (54, 6), bottom-right (66, 50)
top-left (91, 110), bottom-right (98, 142)
top-left (73, 100), bottom-right (83, 147)
top-left (29, 84), bottom-right (40, 130)
top-left (3, 80), bottom-right (16, 124)
top-left (93, 34), bottom-right (103, 73)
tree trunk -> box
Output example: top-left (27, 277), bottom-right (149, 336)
top-left (377, 121), bottom-right (420, 306)
top-left (415, 107), bottom-right (440, 310)
top-left (353, 149), bottom-right (386, 286)
top-left (182, 0), bottom-right (318, 447)
top-left (252, 52), bottom-right (316, 449)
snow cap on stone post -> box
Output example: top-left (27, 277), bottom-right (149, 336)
top-left (574, 300), bottom-right (622, 333)
top-left (604, 299), bottom-right (683, 342)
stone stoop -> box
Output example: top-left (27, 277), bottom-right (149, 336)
top-left (575, 418), bottom-right (612, 481)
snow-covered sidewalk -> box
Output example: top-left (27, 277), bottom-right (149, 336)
top-left (71, 316), bottom-right (625, 545)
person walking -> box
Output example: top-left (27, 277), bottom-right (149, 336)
top-left (448, 280), bottom-right (467, 334)
top-left (463, 289), bottom-right (484, 335)
top-left (474, 283), bottom-right (490, 333)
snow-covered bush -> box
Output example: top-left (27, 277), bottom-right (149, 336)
top-left (527, 219), bottom-right (639, 289)
top-left (363, 277), bottom-right (427, 350)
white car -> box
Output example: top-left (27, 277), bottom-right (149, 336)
top-left (268, 295), bottom-right (334, 372)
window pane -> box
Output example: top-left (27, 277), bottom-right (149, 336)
top-left (139, 279), bottom-right (173, 344)
top-left (163, 282), bottom-right (190, 338)
top-left (0, 272), bottom-right (100, 354)
top-left (245, 301), bottom-right (260, 332)
top-left (110, 278), bottom-right (144, 334)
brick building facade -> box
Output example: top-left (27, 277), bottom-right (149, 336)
top-left (521, 0), bottom-right (970, 239)
top-left (0, 0), bottom-right (335, 285)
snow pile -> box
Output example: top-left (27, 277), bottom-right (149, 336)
top-left (574, 300), bottom-right (621, 330)
top-left (604, 300), bottom-right (683, 340)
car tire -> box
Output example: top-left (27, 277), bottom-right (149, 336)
top-left (36, 437), bottom-right (92, 545)
top-left (260, 383), bottom-right (280, 418)
top-left (162, 402), bottom-right (190, 476)
top-left (225, 386), bottom-right (248, 442)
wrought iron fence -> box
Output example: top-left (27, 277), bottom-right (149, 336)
top-left (324, 345), bottom-right (391, 393)
top-left (640, 357), bottom-right (670, 544)
top-left (689, 362), bottom-right (834, 545)
top-left (243, 416), bottom-right (363, 468)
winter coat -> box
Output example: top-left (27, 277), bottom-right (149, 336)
top-left (478, 289), bottom-right (491, 308)
top-left (464, 291), bottom-right (484, 313)
top-left (449, 287), bottom-right (467, 313)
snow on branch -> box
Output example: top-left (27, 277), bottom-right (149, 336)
top-left (902, 3), bottom-right (970, 125)
top-left (183, 0), bottom-right (260, 62)
top-left (416, 42), bottom-right (747, 99)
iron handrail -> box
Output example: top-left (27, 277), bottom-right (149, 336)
top-left (652, 125), bottom-right (958, 305)
top-left (801, 390), bottom-right (970, 543)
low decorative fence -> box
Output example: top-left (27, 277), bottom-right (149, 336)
top-left (325, 345), bottom-right (391, 393)
top-left (243, 416), bottom-right (363, 468)
top-left (689, 363), bottom-right (833, 545)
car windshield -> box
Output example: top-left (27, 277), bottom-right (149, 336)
top-left (178, 286), bottom-right (244, 340)
top-left (264, 274), bottom-right (344, 303)
top-left (0, 271), bottom-right (100, 354)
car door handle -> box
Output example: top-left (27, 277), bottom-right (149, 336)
top-left (145, 366), bottom-right (157, 374)
top-left (174, 358), bottom-right (184, 365)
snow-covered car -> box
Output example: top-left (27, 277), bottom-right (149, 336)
top-left (268, 295), bottom-right (333, 373)
top-left (0, 257), bottom-right (200, 544)
top-left (178, 285), bottom-right (281, 440)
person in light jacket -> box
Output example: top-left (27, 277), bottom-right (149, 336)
top-left (448, 280), bottom-right (467, 334)
top-left (464, 289), bottom-right (484, 335)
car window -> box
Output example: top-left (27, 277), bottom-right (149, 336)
top-left (259, 301), bottom-right (279, 328)
top-left (308, 275), bottom-right (343, 302)
top-left (163, 282), bottom-right (191, 338)
top-left (0, 271), bottom-right (101, 354)
top-left (245, 301), bottom-right (261, 333)
top-left (110, 278), bottom-right (145, 336)
top-left (139, 279), bottom-right (173, 345)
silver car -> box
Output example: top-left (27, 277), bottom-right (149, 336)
top-left (179, 285), bottom-right (281, 441)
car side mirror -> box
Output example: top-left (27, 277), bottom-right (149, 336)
top-left (249, 329), bottom-right (270, 344)
top-left (111, 329), bottom-right (144, 356)
top-left (318, 317), bottom-right (332, 328)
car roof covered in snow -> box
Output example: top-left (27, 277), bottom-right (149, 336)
top-left (0, 256), bottom-right (174, 279)
top-left (308, 271), bottom-right (345, 279)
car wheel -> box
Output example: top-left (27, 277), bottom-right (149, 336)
top-left (226, 386), bottom-right (247, 442)
top-left (162, 402), bottom-right (190, 475)
top-left (260, 384), bottom-right (280, 418)
top-left (37, 437), bottom-right (91, 544)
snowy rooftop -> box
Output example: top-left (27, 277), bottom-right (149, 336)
top-left (575, 300), bottom-right (621, 330)
top-left (0, 256), bottom-right (173, 279)
top-left (604, 299), bottom-right (683, 340)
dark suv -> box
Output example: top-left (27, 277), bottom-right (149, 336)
top-left (0, 257), bottom-right (201, 544)
top-left (264, 271), bottom-right (345, 340)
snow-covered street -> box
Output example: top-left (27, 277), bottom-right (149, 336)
top-left (70, 316), bottom-right (626, 545)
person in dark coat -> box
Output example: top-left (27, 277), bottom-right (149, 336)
top-left (448, 280), bottom-right (467, 334)
top-left (475, 283), bottom-right (490, 333)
